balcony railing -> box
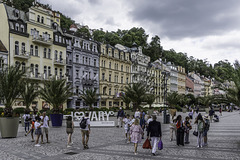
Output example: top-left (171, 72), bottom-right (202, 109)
top-left (32, 36), bottom-right (52, 46)
top-left (14, 50), bottom-right (30, 60)
top-left (54, 59), bottom-right (66, 66)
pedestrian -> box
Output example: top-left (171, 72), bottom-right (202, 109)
top-left (22, 111), bottom-right (31, 133)
top-left (134, 108), bottom-right (141, 119)
top-left (32, 111), bottom-right (37, 122)
top-left (66, 116), bottom-right (74, 148)
top-left (176, 115), bottom-right (184, 146)
top-left (141, 110), bottom-right (146, 119)
top-left (80, 112), bottom-right (91, 149)
top-left (139, 114), bottom-right (146, 139)
top-left (184, 116), bottom-right (192, 144)
top-left (195, 113), bottom-right (204, 148)
top-left (169, 118), bottom-right (177, 141)
top-left (117, 107), bottom-right (125, 128)
top-left (188, 110), bottom-right (193, 119)
top-left (129, 115), bottom-right (135, 126)
top-left (34, 116), bottom-right (42, 147)
top-left (25, 118), bottom-right (35, 142)
top-left (123, 115), bottom-right (131, 143)
top-left (130, 118), bottom-right (143, 155)
top-left (40, 112), bottom-right (50, 144)
top-left (147, 115), bottom-right (162, 156)
top-left (219, 106), bottom-right (222, 116)
top-left (196, 106), bottom-right (199, 114)
top-left (209, 107), bottom-right (215, 123)
top-left (203, 115), bottom-right (210, 146)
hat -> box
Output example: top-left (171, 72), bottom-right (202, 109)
top-left (204, 115), bottom-right (209, 119)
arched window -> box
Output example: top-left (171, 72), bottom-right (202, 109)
top-left (30, 45), bottom-right (33, 55)
top-left (20, 25), bottom-right (24, 32)
top-left (37, 15), bottom-right (40, 22)
top-left (44, 48), bottom-right (47, 58)
top-left (35, 46), bottom-right (38, 56)
top-left (59, 51), bottom-right (62, 62)
top-left (21, 43), bottom-right (25, 54)
top-left (35, 64), bottom-right (38, 78)
top-left (41, 16), bottom-right (44, 23)
top-left (55, 50), bottom-right (58, 60)
top-left (48, 49), bottom-right (51, 59)
top-left (15, 23), bottom-right (19, 31)
top-left (60, 69), bottom-right (62, 79)
top-left (55, 35), bottom-right (58, 42)
top-left (15, 41), bottom-right (19, 55)
top-left (59, 36), bottom-right (62, 43)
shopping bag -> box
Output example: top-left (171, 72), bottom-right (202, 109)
top-left (142, 138), bottom-right (152, 149)
top-left (193, 124), bottom-right (198, 136)
top-left (158, 140), bottom-right (163, 150)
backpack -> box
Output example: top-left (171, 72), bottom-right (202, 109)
top-left (198, 121), bottom-right (204, 132)
top-left (204, 120), bottom-right (210, 131)
top-left (80, 118), bottom-right (88, 129)
top-left (25, 115), bottom-right (29, 122)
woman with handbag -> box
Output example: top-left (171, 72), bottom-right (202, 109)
top-left (176, 115), bottom-right (184, 146)
top-left (195, 114), bottom-right (204, 148)
top-left (184, 116), bottom-right (192, 144)
top-left (130, 118), bottom-right (143, 155)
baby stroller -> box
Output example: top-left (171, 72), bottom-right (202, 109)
top-left (213, 114), bottom-right (219, 122)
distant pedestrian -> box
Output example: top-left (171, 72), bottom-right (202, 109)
top-left (219, 107), bottom-right (222, 116)
top-left (130, 118), bottom-right (143, 155)
top-left (134, 109), bottom-right (141, 119)
top-left (188, 110), bottom-right (193, 119)
top-left (123, 114), bottom-right (131, 143)
top-left (66, 116), bottom-right (74, 148)
top-left (22, 112), bottom-right (31, 133)
top-left (117, 107), bottom-right (125, 128)
top-left (203, 115), bottom-right (210, 146)
top-left (80, 112), bottom-right (91, 149)
top-left (169, 118), bottom-right (177, 141)
top-left (147, 115), bottom-right (162, 156)
top-left (40, 112), bottom-right (50, 143)
top-left (32, 111), bottom-right (37, 122)
top-left (195, 114), bottom-right (204, 148)
top-left (129, 115), bottom-right (135, 126)
top-left (25, 118), bottom-right (35, 142)
top-left (184, 116), bottom-right (192, 144)
top-left (140, 114), bottom-right (146, 139)
top-left (209, 107), bottom-right (215, 123)
top-left (176, 115), bottom-right (184, 146)
top-left (34, 117), bottom-right (42, 147)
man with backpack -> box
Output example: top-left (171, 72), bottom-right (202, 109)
top-left (117, 107), bottom-right (125, 128)
top-left (22, 111), bottom-right (31, 133)
top-left (80, 112), bottom-right (91, 149)
top-left (203, 115), bottom-right (210, 146)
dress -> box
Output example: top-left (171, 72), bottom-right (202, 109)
top-left (130, 124), bottom-right (143, 143)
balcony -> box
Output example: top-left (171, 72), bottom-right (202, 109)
top-left (32, 36), bottom-right (52, 46)
top-left (26, 72), bottom-right (43, 81)
top-left (54, 59), bottom-right (66, 66)
top-left (82, 79), bottom-right (96, 86)
top-left (14, 50), bottom-right (30, 60)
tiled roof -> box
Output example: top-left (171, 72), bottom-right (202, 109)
top-left (0, 40), bottom-right (8, 53)
top-left (5, 5), bottom-right (28, 22)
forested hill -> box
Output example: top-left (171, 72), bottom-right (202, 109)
top-left (3, 0), bottom-right (234, 82)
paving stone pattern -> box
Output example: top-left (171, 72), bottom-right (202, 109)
top-left (0, 112), bottom-right (240, 160)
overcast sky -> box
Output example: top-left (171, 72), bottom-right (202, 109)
top-left (41, 0), bottom-right (240, 64)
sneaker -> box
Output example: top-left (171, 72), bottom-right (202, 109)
top-left (152, 153), bottom-right (156, 156)
top-left (31, 140), bottom-right (35, 142)
top-left (197, 145), bottom-right (200, 148)
top-left (35, 144), bottom-right (41, 147)
top-left (67, 145), bottom-right (71, 148)
top-left (85, 145), bottom-right (89, 149)
top-left (25, 134), bottom-right (27, 136)
top-left (134, 152), bottom-right (138, 155)
top-left (127, 141), bottom-right (130, 144)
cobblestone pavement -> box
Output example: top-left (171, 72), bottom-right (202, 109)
top-left (0, 111), bottom-right (240, 160)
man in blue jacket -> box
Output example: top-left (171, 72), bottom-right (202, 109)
top-left (117, 107), bottom-right (125, 127)
top-left (147, 115), bottom-right (162, 156)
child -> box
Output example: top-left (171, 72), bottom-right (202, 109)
top-left (184, 116), bottom-right (192, 144)
top-left (34, 117), bottom-right (42, 147)
top-left (123, 115), bottom-right (130, 142)
top-left (25, 118), bottom-right (35, 142)
top-left (169, 118), bottom-right (177, 141)
top-left (66, 116), bottom-right (74, 148)
top-left (130, 119), bottom-right (143, 155)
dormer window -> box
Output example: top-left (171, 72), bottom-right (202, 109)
top-left (37, 15), bottom-right (40, 22)
top-left (14, 9), bottom-right (19, 18)
top-left (55, 35), bottom-right (58, 42)
top-left (41, 16), bottom-right (44, 23)
top-left (15, 23), bottom-right (19, 31)
top-left (59, 36), bottom-right (62, 43)
top-left (20, 25), bottom-right (24, 32)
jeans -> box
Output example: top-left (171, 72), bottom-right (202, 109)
top-left (151, 137), bottom-right (159, 154)
top-left (185, 132), bottom-right (189, 143)
top-left (25, 122), bottom-right (29, 132)
top-left (197, 131), bottom-right (203, 147)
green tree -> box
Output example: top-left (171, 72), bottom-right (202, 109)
top-left (145, 94), bottom-right (157, 109)
top-left (12, 0), bottom-right (34, 12)
top-left (124, 82), bottom-right (147, 110)
top-left (198, 95), bottom-right (213, 108)
top-left (92, 29), bottom-right (106, 43)
top-left (39, 78), bottom-right (72, 114)
top-left (144, 35), bottom-right (163, 62)
top-left (120, 94), bottom-right (131, 109)
top-left (0, 65), bottom-right (25, 117)
top-left (166, 92), bottom-right (179, 108)
top-left (21, 81), bottom-right (39, 112)
top-left (80, 89), bottom-right (97, 110)
top-left (60, 14), bottom-right (75, 30)
top-left (76, 27), bottom-right (92, 40)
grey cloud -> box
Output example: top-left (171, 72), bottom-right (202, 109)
top-left (127, 0), bottom-right (240, 39)
top-left (88, 0), bottom-right (101, 5)
top-left (105, 17), bottom-right (117, 26)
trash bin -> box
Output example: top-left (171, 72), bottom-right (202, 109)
top-left (166, 114), bottom-right (170, 124)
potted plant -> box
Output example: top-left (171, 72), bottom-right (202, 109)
top-left (39, 78), bottom-right (72, 127)
top-left (0, 65), bottom-right (25, 138)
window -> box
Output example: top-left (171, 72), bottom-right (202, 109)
top-left (15, 23), bottom-right (19, 31)
top-left (60, 69), bottom-right (62, 79)
top-left (102, 73), bottom-right (105, 81)
top-left (89, 58), bottom-right (91, 65)
top-left (104, 61), bottom-right (105, 67)
top-left (109, 101), bottom-right (112, 107)
top-left (48, 49), bottom-right (51, 59)
top-left (59, 51), bottom-right (62, 61)
top-left (15, 41), bottom-right (19, 55)
top-left (121, 77), bottom-right (123, 84)
top-left (48, 66), bottom-right (51, 77)
top-left (76, 55), bottom-right (79, 63)
top-left (76, 70), bottom-right (79, 78)
top-left (37, 15), bottom-right (40, 22)
top-left (55, 68), bottom-right (58, 76)
top-left (22, 62), bottom-right (25, 72)
top-left (121, 65), bottom-right (123, 71)
top-left (109, 74), bottom-right (111, 82)
top-left (103, 87), bottom-right (107, 95)
top-left (94, 59), bottom-right (96, 67)
top-left (85, 57), bottom-right (87, 64)
top-left (43, 48), bottom-right (47, 58)
top-left (30, 45), bottom-right (33, 55)
top-left (44, 66), bottom-right (47, 78)
top-left (21, 43), bottom-right (25, 54)
top-left (93, 46), bottom-right (96, 52)
top-left (109, 88), bottom-right (111, 96)
top-left (109, 62), bottom-right (111, 69)
top-left (55, 35), bottom-right (58, 42)
top-left (55, 50), bottom-right (58, 60)
top-left (35, 46), bottom-right (38, 56)
top-left (101, 60), bottom-right (103, 67)
top-left (20, 25), bottom-right (24, 32)
top-left (30, 64), bottom-right (34, 74)
top-left (35, 64), bottom-right (38, 78)
top-left (82, 56), bottom-right (84, 64)
top-left (126, 77), bottom-right (129, 84)
top-left (76, 86), bottom-right (79, 96)
top-left (88, 72), bottom-right (91, 79)
top-left (31, 29), bottom-right (34, 35)
top-left (41, 16), bottom-right (44, 23)
top-left (59, 36), bottom-right (62, 43)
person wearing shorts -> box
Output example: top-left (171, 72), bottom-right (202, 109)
top-left (80, 112), bottom-right (91, 149)
top-left (40, 112), bottom-right (49, 143)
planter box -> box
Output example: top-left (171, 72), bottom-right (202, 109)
top-left (0, 117), bottom-right (19, 138)
top-left (50, 114), bottom-right (63, 127)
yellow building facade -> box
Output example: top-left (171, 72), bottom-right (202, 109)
top-left (177, 66), bottom-right (186, 94)
top-left (99, 44), bottom-right (131, 108)
top-left (0, 3), bottom-right (67, 110)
